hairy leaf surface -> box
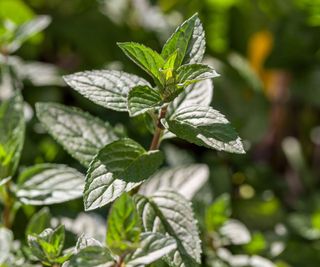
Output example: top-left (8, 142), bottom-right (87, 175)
top-left (127, 85), bottom-right (163, 117)
top-left (135, 190), bottom-right (202, 267)
top-left (139, 164), bottom-right (209, 200)
top-left (164, 105), bottom-right (245, 154)
top-left (36, 103), bottom-right (118, 167)
top-left (64, 70), bottom-right (150, 112)
top-left (16, 164), bottom-right (85, 205)
top-left (126, 232), bottom-right (177, 266)
top-left (84, 138), bottom-right (163, 210)
top-left (176, 64), bottom-right (219, 87)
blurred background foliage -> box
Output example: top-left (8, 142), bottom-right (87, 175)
top-left (0, 0), bottom-right (320, 266)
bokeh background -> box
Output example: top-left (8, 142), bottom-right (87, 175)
top-left (1, 0), bottom-right (320, 266)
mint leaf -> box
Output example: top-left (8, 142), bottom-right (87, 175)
top-left (135, 190), bottom-right (202, 267)
top-left (139, 164), bottom-right (209, 200)
top-left (161, 14), bottom-right (198, 66)
top-left (84, 138), bottom-right (163, 211)
top-left (75, 236), bottom-right (103, 252)
top-left (176, 64), bottom-right (219, 87)
top-left (6, 15), bottom-right (51, 53)
top-left (28, 226), bottom-right (66, 264)
top-left (126, 232), bottom-right (177, 266)
top-left (68, 246), bottom-right (115, 267)
top-left (63, 70), bottom-right (150, 112)
top-left (169, 80), bottom-right (213, 115)
top-left (16, 164), bottom-right (85, 205)
top-left (127, 85), bottom-right (163, 117)
top-left (164, 105), bottom-right (245, 154)
top-left (162, 49), bottom-right (179, 71)
top-left (0, 93), bottom-right (25, 180)
top-left (163, 80), bottom-right (214, 139)
top-left (0, 228), bottom-right (13, 265)
top-left (118, 42), bottom-right (165, 85)
top-left (184, 15), bottom-right (205, 64)
top-left (36, 103), bottom-right (119, 167)
top-left (26, 207), bottom-right (51, 238)
top-left (106, 193), bottom-right (141, 254)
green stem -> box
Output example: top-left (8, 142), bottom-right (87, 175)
top-left (3, 182), bottom-right (13, 228)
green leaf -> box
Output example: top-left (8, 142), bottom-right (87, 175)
top-left (117, 42), bottom-right (165, 85)
top-left (168, 80), bottom-right (213, 115)
top-left (0, 92), bottom-right (25, 180)
top-left (75, 235), bottom-right (102, 252)
top-left (68, 246), bottom-right (115, 267)
top-left (164, 105), bottom-right (245, 154)
top-left (36, 103), bottom-right (119, 167)
top-left (163, 80), bottom-right (214, 139)
top-left (26, 207), bottom-right (51, 238)
top-left (0, 227), bottom-right (13, 264)
top-left (28, 226), bottom-right (65, 264)
top-left (176, 64), bottom-right (219, 87)
top-left (205, 194), bottom-right (231, 231)
top-left (16, 164), bottom-right (85, 205)
top-left (139, 164), bottom-right (209, 200)
top-left (163, 49), bottom-right (179, 71)
top-left (126, 232), bottom-right (177, 266)
top-left (161, 14), bottom-right (198, 66)
top-left (127, 85), bottom-right (163, 117)
top-left (6, 15), bottom-right (51, 53)
top-left (84, 138), bottom-right (164, 211)
top-left (135, 190), bottom-right (202, 267)
top-left (183, 15), bottom-right (206, 64)
top-left (106, 193), bottom-right (141, 254)
top-left (63, 70), bottom-right (150, 112)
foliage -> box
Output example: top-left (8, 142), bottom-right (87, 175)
top-left (1, 1), bottom-right (320, 267)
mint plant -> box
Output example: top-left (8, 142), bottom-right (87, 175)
top-left (1, 13), bottom-right (245, 267)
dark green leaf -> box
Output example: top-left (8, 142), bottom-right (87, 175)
top-left (36, 103), bottom-right (119, 167)
top-left (127, 85), bottom-right (163, 117)
top-left (84, 138), bottom-right (163, 211)
top-left (63, 70), bottom-right (150, 112)
top-left (164, 105), bottom-right (245, 154)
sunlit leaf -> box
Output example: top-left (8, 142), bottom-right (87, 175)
top-left (84, 138), bottom-right (163, 211)
top-left (36, 103), bottom-right (119, 167)
top-left (16, 164), bottom-right (85, 205)
top-left (64, 70), bottom-right (150, 112)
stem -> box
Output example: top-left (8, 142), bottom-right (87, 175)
top-left (149, 106), bottom-right (168, 150)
